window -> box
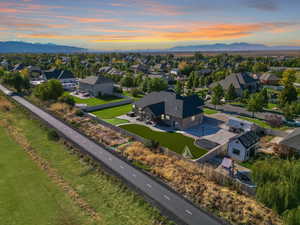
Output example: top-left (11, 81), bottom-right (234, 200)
top-left (232, 148), bottom-right (240, 155)
top-left (166, 115), bottom-right (170, 120)
top-left (192, 116), bottom-right (195, 121)
top-left (161, 114), bottom-right (165, 119)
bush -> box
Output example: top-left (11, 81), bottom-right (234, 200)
top-left (145, 139), bottom-right (159, 149)
top-left (113, 86), bottom-right (123, 93)
top-left (75, 109), bottom-right (84, 117)
top-left (47, 129), bottom-right (60, 141)
top-left (265, 114), bottom-right (284, 128)
top-left (130, 88), bottom-right (140, 97)
top-left (59, 93), bottom-right (75, 106)
top-left (284, 207), bottom-right (300, 225)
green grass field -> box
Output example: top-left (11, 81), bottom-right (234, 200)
top-left (92, 104), bottom-right (132, 125)
top-left (73, 94), bottom-right (123, 106)
top-left (237, 116), bottom-right (289, 130)
top-left (203, 108), bottom-right (218, 115)
top-left (0, 99), bottom-right (171, 225)
top-left (119, 124), bottom-right (207, 159)
top-left (0, 126), bottom-right (88, 225)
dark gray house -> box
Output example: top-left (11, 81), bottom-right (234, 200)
top-left (42, 68), bottom-right (76, 83)
top-left (210, 73), bottom-right (259, 96)
top-left (79, 76), bottom-right (114, 96)
top-left (133, 91), bottom-right (204, 130)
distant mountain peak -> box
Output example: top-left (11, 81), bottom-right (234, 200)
top-left (0, 41), bottom-right (87, 53)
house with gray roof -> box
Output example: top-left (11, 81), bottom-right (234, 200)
top-left (280, 128), bottom-right (300, 153)
top-left (79, 76), bottom-right (114, 96)
top-left (42, 68), bottom-right (76, 83)
top-left (210, 73), bottom-right (259, 96)
top-left (259, 72), bottom-right (280, 85)
top-left (133, 91), bottom-right (204, 130)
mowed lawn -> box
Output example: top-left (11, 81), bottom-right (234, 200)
top-left (0, 127), bottom-right (87, 225)
top-left (203, 108), bottom-right (218, 115)
top-left (119, 124), bottom-right (207, 159)
top-left (92, 104), bottom-right (132, 125)
top-left (73, 94), bottom-right (123, 106)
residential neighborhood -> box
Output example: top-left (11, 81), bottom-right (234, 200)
top-left (1, 1), bottom-right (300, 224)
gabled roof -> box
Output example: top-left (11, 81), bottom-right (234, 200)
top-left (210, 73), bottom-right (258, 90)
top-left (13, 63), bottom-right (25, 71)
top-left (135, 91), bottom-right (204, 119)
top-left (79, 76), bottom-right (113, 85)
top-left (280, 128), bottom-right (300, 150)
top-left (235, 131), bottom-right (259, 148)
top-left (43, 68), bottom-right (75, 80)
top-left (260, 73), bottom-right (279, 81)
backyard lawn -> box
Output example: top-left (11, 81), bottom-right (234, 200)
top-left (119, 124), bottom-right (207, 159)
top-left (92, 104), bottom-right (132, 125)
top-left (0, 127), bottom-right (88, 225)
top-left (203, 108), bottom-right (218, 115)
top-left (237, 116), bottom-right (289, 130)
top-left (72, 94), bottom-right (123, 106)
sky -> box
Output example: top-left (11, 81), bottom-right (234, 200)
top-left (0, 0), bottom-right (300, 50)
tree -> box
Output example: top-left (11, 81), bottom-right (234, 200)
top-left (241, 89), bottom-right (250, 104)
top-left (211, 84), bottom-right (224, 109)
top-left (120, 75), bottom-right (134, 88)
top-left (247, 93), bottom-right (264, 117)
top-left (252, 62), bottom-right (268, 73)
top-left (259, 88), bottom-right (269, 108)
top-left (34, 79), bottom-right (63, 101)
top-left (280, 69), bottom-right (296, 87)
top-left (175, 80), bottom-right (183, 95)
top-left (2, 72), bottom-right (29, 92)
top-left (148, 78), bottom-right (168, 92)
top-left (58, 92), bottom-right (75, 106)
top-left (225, 84), bottom-right (237, 101)
top-left (279, 85), bottom-right (297, 107)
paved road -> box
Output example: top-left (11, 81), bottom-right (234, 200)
top-left (0, 85), bottom-right (224, 225)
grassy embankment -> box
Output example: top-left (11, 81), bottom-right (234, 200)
top-left (0, 95), bottom-right (172, 225)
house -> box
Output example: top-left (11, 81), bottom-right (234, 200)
top-left (13, 63), bottom-right (25, 72)
top-left (98, 66), bottom-right (113, 74)
top-left (209, 73), bottom-right (260, 96)
top-left (228, 131), bottom-right (260, 162)
top-left (27, 65), bottom-right (42, 77)
top-left (170, 68), bottom-right (180, 76)
top-left (147, 72), bottom-right (173, 83)
top-left (280, 128), bottom-right (300, 153)
top-left (42, 68), bottom-right (76, 83)
top-left (78, 76), bottom-right (114, 96)
top-left (259, 72), bottom-right (280, 85)
top-left (133, 91), bottom-right (204, 130)
top-left (226, 117), bottom-right (257, 133)
top-left (131, 64), bottom-right (148, 73)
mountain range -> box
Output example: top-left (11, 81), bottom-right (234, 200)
top-left (0, 41), bottom-right (86, 53)
top-left (1, 41), bottom-right (300, 53)
top-left (167, 42), bottom-right (300, 52)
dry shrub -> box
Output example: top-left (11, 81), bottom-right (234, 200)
top-left (121, 142), bottom-right (282, 225)
top-left (0, 96), bottom-right (13, 111)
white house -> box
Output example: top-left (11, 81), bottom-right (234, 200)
top-left (228, 131), bottom-right (259, 162)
